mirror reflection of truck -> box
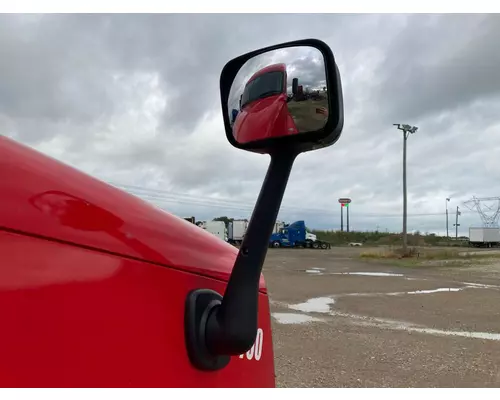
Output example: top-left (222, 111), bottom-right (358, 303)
top-left (292, 78), bottom-right (306, 102)
top-left (233, 63), bottom-right (298, 144)
top-left (468, 227), bottom-right (500, 248)
top-left (269, 220), bottom-right (330, 249)
top-left (291, 77), bottom-right (326, 102)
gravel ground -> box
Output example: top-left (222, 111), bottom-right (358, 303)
top-left (262, 248), bottom-right (500, 387)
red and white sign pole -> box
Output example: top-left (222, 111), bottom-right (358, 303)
top-left (338, 198), bottom-right (351, 232)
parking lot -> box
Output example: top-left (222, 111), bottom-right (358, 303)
top-left (263, 247), bottom-right (500, 387)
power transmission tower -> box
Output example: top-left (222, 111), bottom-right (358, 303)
top-left (463, 196), bottom-right (500, 227)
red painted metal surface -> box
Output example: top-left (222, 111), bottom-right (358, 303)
top-left (0, 230), bottom-right (275, 387)
top-left (247, 63), bottom-right (286, 85)
top-left (233, 64), bottom-right (298, 144)
top-left (234, 94), bottom-right (298, 144)
top-left (0, 136), bottom-right (266, 292)
top-left (0, 135), bottom-right (275, 387)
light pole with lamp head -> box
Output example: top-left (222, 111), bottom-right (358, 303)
top-left (446, 197), bottom-right (450, 238)
top-left (393, 123), bottom-right (418, 255)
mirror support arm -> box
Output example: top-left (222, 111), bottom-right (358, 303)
top-left (184, 149), bottom-right (297, 370)
top-left (207, 149), bottom-right (297, 354)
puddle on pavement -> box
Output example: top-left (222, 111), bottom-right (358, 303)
top-left (305, 267), bottom-right (325, 274)
top-left (275, 299), bottom-right (500, 340)
top-left (354, 315), bottom-right (500, 341)
top-left (272, 312), bottom-right (323, 325)
top-left (335, 287), bottom-right (472, 298)
top-left (289, 297), bottom-right (335, 313)
top-left (410, 327), bottom-right (500, 341)
top-left (460, 282), bottom-right (500, 289)
top-left (330, 311), bottom-right (500, 341)
top-left (331, 272), bottom-right (404, 277)
top-left (305, 270), bottom-right (405, 277)
top-left (407, 288), bottom-right (463, 294)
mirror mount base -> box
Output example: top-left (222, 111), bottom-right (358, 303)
top-left (184, 288), bottom-right (231, 371)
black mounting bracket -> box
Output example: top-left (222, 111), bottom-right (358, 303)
top-left (184, 289), bottom-right (231, 371)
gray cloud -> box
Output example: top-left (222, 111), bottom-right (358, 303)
top-left (2, 14), bottom-right (500, 235)
top-left (370, 14), bottom-right (500, 122)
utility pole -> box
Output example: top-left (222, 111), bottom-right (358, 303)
top-left (454, 206), bottom-right (461, 240)
top-left (446, 197), bottom-right (450, 238)
top-left (393, 123), bottom-right (418, 254)
top-left (346, 204), bottom-right (350, 232)
top-left (340, 204), bottom-right (344, 232)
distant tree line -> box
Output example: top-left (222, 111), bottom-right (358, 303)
top-left (311, 229), bottom-right (469, 247)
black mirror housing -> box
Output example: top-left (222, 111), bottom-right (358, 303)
top-left (220, 38), bottom-right (344, 155)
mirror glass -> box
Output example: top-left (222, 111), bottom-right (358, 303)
top-left (228, 46), bottom-right (328, 145)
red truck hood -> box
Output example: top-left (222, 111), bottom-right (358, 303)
top-left (0, 136), bottom-right (267, 293)
top-left (234, 95), bottom-right (297, 143)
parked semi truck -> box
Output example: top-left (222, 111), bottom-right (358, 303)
top-left (269, 220), bottom-right (330, 249)
top-left (469, 227), bottom-right (500, 247)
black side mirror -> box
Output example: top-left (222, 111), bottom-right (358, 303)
top-left (184, 38), bottom-right (344, 372)
top-left (223, 38), bottom-right (343, 154)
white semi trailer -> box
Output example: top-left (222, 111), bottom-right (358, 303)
top-left (469, 227), bottom-right (500, 248)
top-left (273, 220), bottom-right (285, 233)
top-left (228, 220), bottom-right (248, 245)
top-left (227, 219), bottom-right (284, 245)
top-left (199, 220), bottom-right (228, 242)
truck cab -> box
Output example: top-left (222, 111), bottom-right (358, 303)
top-left (0, 135), bottom-right (274, 387)
top-left (269, 221), bottom-right (330, 249)
top-left (0, 38), bottom-right (344, 388)
top-left (270, 220), bottom-right (305, 248)
top-left (233, 63), bottom-right (298, 144)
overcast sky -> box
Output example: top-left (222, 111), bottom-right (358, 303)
top-left (2, 13), bottom-right (500, 235)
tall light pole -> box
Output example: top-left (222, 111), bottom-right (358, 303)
top-left (445, 197), bottom-right (450, 238)
top-left (393, 123), bottom-right (418, 254)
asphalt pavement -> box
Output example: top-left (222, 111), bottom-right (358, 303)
top-left (263, 248), bottom-right (500, 387)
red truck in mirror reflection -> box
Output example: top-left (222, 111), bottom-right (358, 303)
top-left (233, 63), bottom-right (298, 144)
